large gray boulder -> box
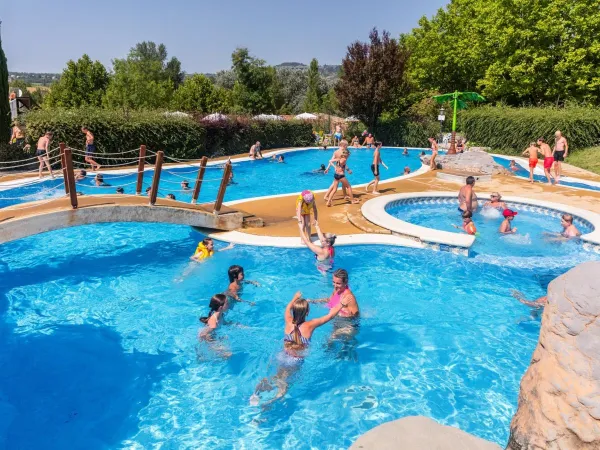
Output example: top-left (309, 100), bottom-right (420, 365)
top-left (507, 261), bottom-right (600, 449)
top-left (350, 416), bottom-right (501, 450)
top-left (421, 151), bottom-right (509, 175)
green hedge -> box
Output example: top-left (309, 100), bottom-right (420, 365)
top-left (13, 108), bottom-right (313, 165)
top-left (374, 118), bottom-right (440, 148)
top-left (461, 106), bottom-right (600, 151)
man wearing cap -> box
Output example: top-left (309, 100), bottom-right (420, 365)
top-left (296, 190), bottom-right (318, 241)
top-left (499, 209), bottom-right (518, 234)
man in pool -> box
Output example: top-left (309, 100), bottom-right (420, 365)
top-left (511, 290), bottom-right (547, 308)
top-left (314, 164), bottom-right (326, 173)
top-left (522, 142), bottom-right (541, 183)
top-left (560, 214), bottom-right (581, 238)
top-left (366, 141), bottom-right (388, 195)
top-left (499, 209), bottom-right (518, 234)
top-left (537, 137), bottom-right (554, 185)
top-left (75, 169), bottom-right (87, 181)
top-left (362, 133), bottom-right (375, 148)
top-left (458, 176), bottom-right (478, 213)
top-left (403, 147), bottom-right (409, 156)
top-left (553, 130), bottom-right (568, 184)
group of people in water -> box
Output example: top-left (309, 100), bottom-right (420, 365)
top-left (455, 176), bottom-right (581, 238)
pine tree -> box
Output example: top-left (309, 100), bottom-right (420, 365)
top-left (303, 58), bottom-right (321, 112)
top-left (0, 25), bottom-right (11, 142)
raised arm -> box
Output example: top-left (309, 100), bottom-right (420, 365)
top-left (299, 222), bottom-right (323, 255)
top-left (285, 292), bottom-right (303, 324)
top-left (307, 300), bottom-right (346, 328)
top-left (521, 147), bottom-right (529, 156)
top-left (313, 221), bottom-right (325, 243)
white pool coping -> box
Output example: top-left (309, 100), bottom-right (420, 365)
top-left (361, 192), bottom-right (600, 250)
top-left (492, 154), bottom-right (600, 192)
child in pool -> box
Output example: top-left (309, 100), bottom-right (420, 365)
top-left (225, 265), bottom-right (259, 305)
top-left (190, 238), bottom-right (234, 262)
top-left (198, 294), bottom-right (232, 358)
top-left (509, 160), bottom-right (519, 172)
top-left (499, 209), bottom-right (518, 234)
top-left (453, 211), bottom-right (477, 235)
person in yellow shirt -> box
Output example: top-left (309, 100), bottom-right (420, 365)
top-left (296, 190), bottom-right (318, 240)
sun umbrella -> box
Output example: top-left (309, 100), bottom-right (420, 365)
top-left (253, 114), bottom-right (284, 121)
top-left (294, 113), bottom-right (318, 120)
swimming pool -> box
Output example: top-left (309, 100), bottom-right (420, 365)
top-left (493, 156), bottom-right (600, 192)
top-left (1, 221), bottom-right (597, 449)
top-left (0, 148), bottom-right (426, 209)
top-left (385, 199), bottom-right (595, 258)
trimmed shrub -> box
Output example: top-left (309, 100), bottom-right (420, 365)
top-left (374, 117), bottom-right (440, 148)
top-left (15, 108), bottom-right (313, 165)
top-left (461, 106), bottom-right (600, 151)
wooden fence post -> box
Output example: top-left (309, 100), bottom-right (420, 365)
top-left (136, 145), bottom-right (146, 195)
top-left (149, 150), bottom-right (163, 205)
top-left (191, 156), bottom-right (208, 204)
top-left (213, 162), bottom-right (231, 214)
top-left (60, 142), bottom-right (69, 195)
top-left (64, 148), bottom-right (78, 209)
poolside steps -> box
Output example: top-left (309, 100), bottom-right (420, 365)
top-left (241, 214), bottom-right (265, 228)
top-left (436, 170), bottom-right (492, 185)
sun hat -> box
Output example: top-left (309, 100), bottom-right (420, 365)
top-left (503, 209), bottom-right (518, 218)
top-left (301, 190), bottom-right (314, 203)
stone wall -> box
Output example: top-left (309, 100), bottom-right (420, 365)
top-left (507, 261), bottom-right (600, 449)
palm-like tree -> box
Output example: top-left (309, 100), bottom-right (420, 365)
top-left (433, 91), bottom-right (485, 154)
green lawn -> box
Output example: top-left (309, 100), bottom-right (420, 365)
top-left (491, 146), bottom-right (600, 176)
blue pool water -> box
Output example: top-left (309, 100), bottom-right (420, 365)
top-left (1, 222), bottom-right (597, 449)
top-left (493, 156), bottom-right (600, 191)
top-left (0, 148), bottom-right (425, 208)
top-left (386, 201), bottom-right (593, 258)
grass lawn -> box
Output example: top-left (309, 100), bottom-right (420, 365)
top-left (491, 147), bottom-right (600, 176)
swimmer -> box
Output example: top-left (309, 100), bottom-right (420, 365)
top-left (225, 265), bottom-right (259, 305)
top-left (277, 155), bottom-right (285, 163)
top-left (560, 214), bottom-right (581, 238)
top-left (483, 192), bottom-right (507, 210)
top-left (227, 168), bottom-right (235, 185)
top-left (309, 269), bottom-right (359, 318)
top-left (145, 187), bottom-right (152, 197)
top-left (94, 174), bottom-right (111, 187)
top-left (296, 190), bottom-right (318, 240)
top-left (298, 220), bottom-right (336, 271)
top-left (458, 176), bottom-right (478, 212)
top-left (452, 210), bottom-right (477, 235)
top-left (428, 138), bottom-right (438, 170)
top-left (522, 142), bottom-right (542, 182)
top-left (403, 147), bottom-right (408, 156)
top-left (75, 169), bottom-right (87, 181)
top-left (249, 141), bottom-right (262, 159)
top-left (190, 237), bottom-right (234, 262)
top-left (509, 160), bottom-right (519, 172)
top-left (314, 164), bottom-right (326, 173)
top-left (366, 141), bottom-right (388, 195)
top-left (116, 187), bottom-right (124, 194)
top-left (511, 290), bottom-right (547, 309)
top-left (351, 136), bottom-right (360, 147)
top-left (403, 166), bottom-right (411, 175)
top-left (181, 180), bottom-right (190, 190)
top-left (250, 291), bottom-right (346, 407)
top-left (537, 137), bottom-right (555, 185)
top-left (166, 193), bottom-right (176, 200)
top-left (499, 209), bottom-right (518, 234)
top-left (198, 294), bottom-right (232, 358)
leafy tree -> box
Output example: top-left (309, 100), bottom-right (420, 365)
top-left (214, 69), bottom-right (237, 90)
top-left (130, 41), bottom-right (184, 89)
top-left (336, 28), bottom-right (410, 128)
top-left (0, 33), bottom-right (10, 141)
top-left (171, 74), bottom-right (230, 112)
top-left (44, 54), bottom-right (109, 107)
top-left (303, 58), bottom-right (321, 112)
top-left (321, 88), bottom-right (340, 115)
top-left (230, 48), bottom-right (276, 114)
top-left (275, 67), bottom-right (307, 114)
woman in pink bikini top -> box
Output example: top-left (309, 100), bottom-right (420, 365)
top-left (325, 269), bottom-right (359, 317)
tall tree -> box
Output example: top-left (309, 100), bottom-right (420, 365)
top-left (130, 41), bottom-right (184, 89)
top-left (230, 48), bottom-right (276, 114)
top-left (45, 55), bottom-right (109, 107)
top-left (171, 74), bottom-right (230, 112)
top-left (303, 58), bottom-right (321, 112)
top-left (0, 30), bottom-right (10, 142)
top-left (275, 67), bottom-right (308, 114)
top-left (336, 28), bottom-right (410, 129)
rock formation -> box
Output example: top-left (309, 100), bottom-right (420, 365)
top-left (350, 416), bottom-right (501, 450)
top-left (507, 261), bottom-right (600, 449)
top-left (421, 150), bottom-right (509, 175)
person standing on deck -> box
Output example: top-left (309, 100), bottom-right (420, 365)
top-left (35, 132), bottom-right (55, 179)
top-left (428, 137), bottom-right (438, 171)
top-left (553, 131), bottom-right (568, 184)
top-left (82, 127), bottom-right (101, 171)
top-left (366, 141), bottom-right (388, 195)
top-left (537, 137), bottom-right (554, 185)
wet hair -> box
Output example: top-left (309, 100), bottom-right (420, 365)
top-left (333, 268), bottom-right (348, 285)
top-left (290, 298), bottom-right (309, 345)
top-left (116, 187), bottom-right (124, 194)
top-left (146, 187), bottom-right (152, 193)
top-left (228, 264), bottom-right (244, 282)
top-left (561, 214), bottom-right (573, 224)
top-left (320, 164), bottom-right (326, 170)
top-left (420, 151), bottom-right (426, 156)
top-left (466, 176), bottom-right (475, 185)
top-left (80, 169), bottom-right (87, 176)
top-left (181, 180), bottom-right (189, 185)
top-left (199, 294), bottom-right (227, 324)
top-left (375, 141), bottom-right (382, 147)
top-left (324, 233), bottom-right (337, 246)
top-left (279, 155), bottom-right (285, 161)
top-left (166, 193), bottom-right (176, 200)
top-left (462, 211), bottom-right (473, 219)
top-left (202, 237), bottom-right (213, 246)
top-left (96, 174), bottom-right (104, 182)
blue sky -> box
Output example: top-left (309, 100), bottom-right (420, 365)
top-left (3, 0), bottom-right (447, 73)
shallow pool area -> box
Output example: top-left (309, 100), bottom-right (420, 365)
top-left (1, 221), bottom-right (598, 449)
top-left (0, 147), bottom-right (426, 209)
top-left (385, 199), bottom-right (594, 258)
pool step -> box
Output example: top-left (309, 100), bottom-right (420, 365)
top-left (242, 214), bottom-right (264, 228)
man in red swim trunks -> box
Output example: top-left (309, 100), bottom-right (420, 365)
top-left (522, 142), bottom-right (541, 183)
top-left (537, 137), bottom-right (554, 185)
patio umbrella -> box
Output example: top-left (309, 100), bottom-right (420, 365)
top-left (253, 114), bottom-right (284, 121)
top-left (294, 113), bottom-right (318, 120)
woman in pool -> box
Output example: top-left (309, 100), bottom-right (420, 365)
top-left (250, 291), bottom-right (346, 406)
top-left (298, 220), bottom-right (336, 272)
top-left (310, 269), bottom-right (359, 318)
top-left (483, 192), bottom-right (507, 210)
